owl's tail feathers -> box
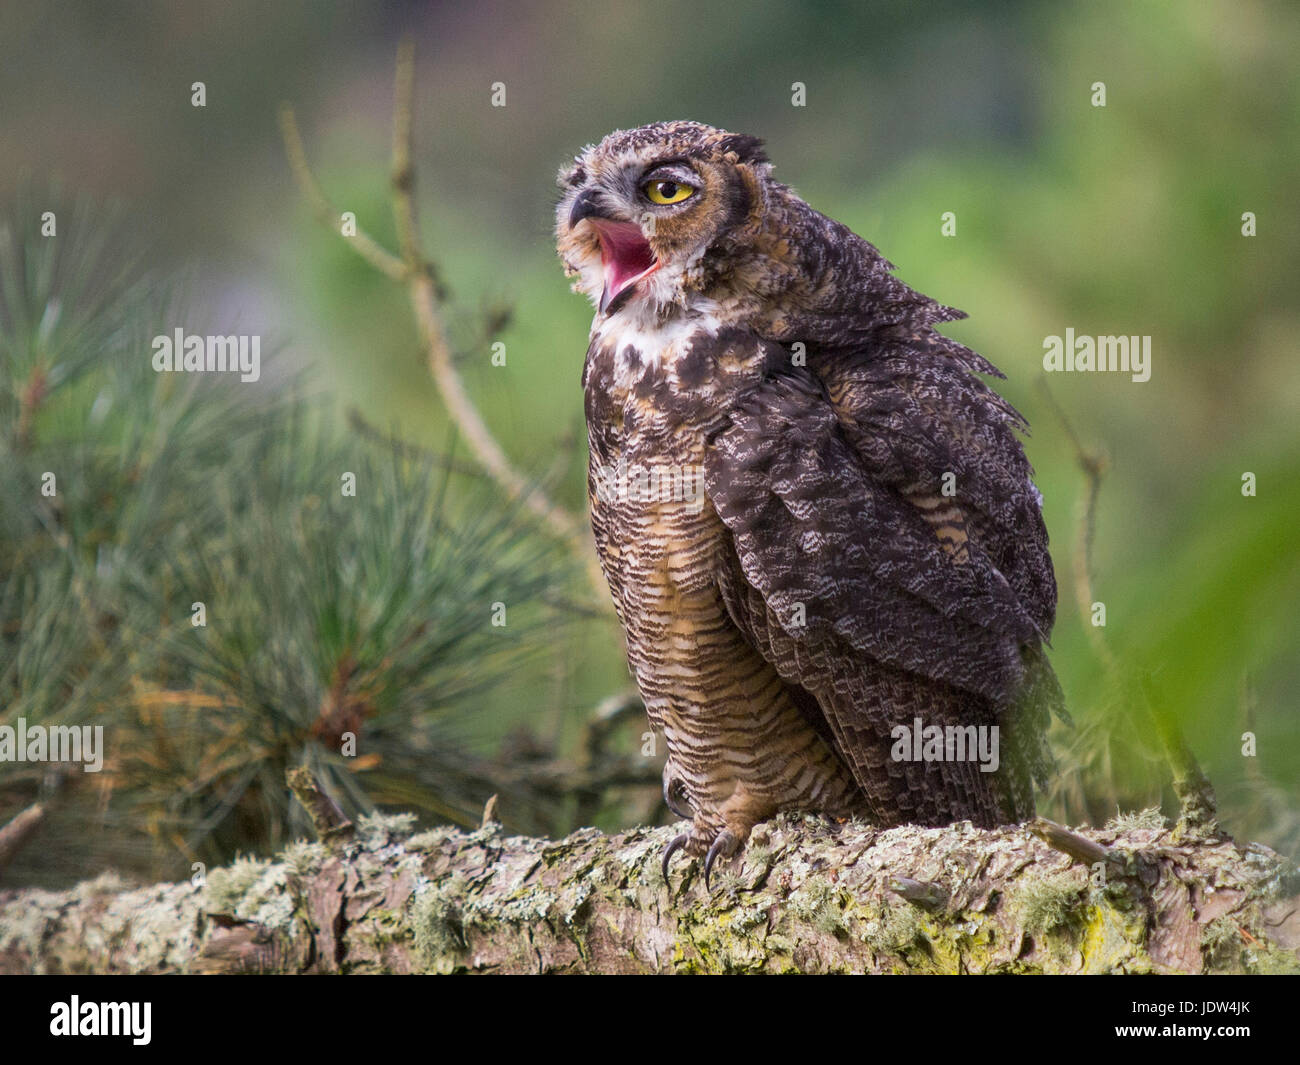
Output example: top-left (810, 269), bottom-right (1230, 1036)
top-left (993, 642), bottom-right (1068, 822)
top-left (825, 664), bottom-right (1008, 830)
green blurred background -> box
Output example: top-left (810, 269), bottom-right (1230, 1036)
top-left (1, 0), bottom-right (1297, 883)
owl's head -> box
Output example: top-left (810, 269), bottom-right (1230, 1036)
top-left (556, 121), bottom-right (772, 318)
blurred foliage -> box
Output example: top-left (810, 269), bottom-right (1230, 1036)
top-left (0, 1), bottom-right (1297, 881)
top-left (0, 195), bottom-right (579, 886)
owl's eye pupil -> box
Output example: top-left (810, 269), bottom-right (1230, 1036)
top-left (659, 182), bottom-right (678, 198)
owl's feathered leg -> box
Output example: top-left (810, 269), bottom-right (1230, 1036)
top-left (638, 578), bottom-right (867, 889)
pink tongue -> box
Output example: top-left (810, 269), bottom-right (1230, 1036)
top-left (595, 221), bottom-right (656, 293)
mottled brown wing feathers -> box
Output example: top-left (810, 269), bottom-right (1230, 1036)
top-left (705, 341), bottom-right (1060, 825)
top-left (758, 197), bottom-right (1057, 639)
top-left (705, 364), bottom-right (1035, 705)
top-left (818, 342), bottom-right (1057, 639)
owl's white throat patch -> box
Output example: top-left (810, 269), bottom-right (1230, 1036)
top-left (595, 309), bottom-right (718, 388)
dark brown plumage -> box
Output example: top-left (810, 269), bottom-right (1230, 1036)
top-left (556, 121), bottom-right (1062, 882)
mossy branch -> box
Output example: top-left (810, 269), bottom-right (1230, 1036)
top-left (2, 811), bottom-right (1295, 974)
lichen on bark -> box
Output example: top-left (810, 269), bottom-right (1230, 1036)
top-left (1, 811), bottom-right (1297, 974)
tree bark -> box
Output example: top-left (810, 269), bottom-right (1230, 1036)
top-left (1, 812), bottom-right (1297, 974)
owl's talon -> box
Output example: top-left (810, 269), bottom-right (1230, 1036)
top-left (704, 830), bottom-right (740, 890)
top-left (663, 774), bottom-right (693, 820)
top-left (661, 833), bottom-right (689, 883)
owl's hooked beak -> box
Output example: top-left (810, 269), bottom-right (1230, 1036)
top-left (569, 190), bottom-right (660, 315)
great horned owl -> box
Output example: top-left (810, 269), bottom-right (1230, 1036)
top-left (555, 121), bottom-right (1062, 883)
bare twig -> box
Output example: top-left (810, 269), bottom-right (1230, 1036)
top-left (1027, 816), bottom-right (1115, 867)
top-left (580, 689), bottom-right (646, 765)
top-left (1038, 384), bottom-right (1218, 832)
top-left (278, 40), bottom-right (608, 601)
top-left (390, 37), bottom-right (420, 271)
top-left (0, 803), bottom-right (45, 878)
top-left (286, 766), bottom-right (354, 849)
top-left (387, 36), bottom-right (587, 554)
top-left (1142, 676), bottom-right (1220, 837)
top-left (1037, 380), bottom-right (1114, 670)
top-left (277, 105), bottom-right (406, 281)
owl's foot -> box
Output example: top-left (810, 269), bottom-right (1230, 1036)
top-left (660, 824), bottom-right (743, 890)
top-left (703, 830), bottom-right (741, 888)
top-left (661, 833), bottom-right (689, 884)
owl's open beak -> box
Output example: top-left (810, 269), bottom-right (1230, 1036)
top-left (567, 188), bottom-right (606, 230)
top-left (592, 221), bottom-right (659, 315)
top-left (569, 191), bottom-right (659, 314)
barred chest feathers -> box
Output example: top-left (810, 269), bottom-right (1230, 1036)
top-left (580, 309), bottom-right (866, 850)
top-left (581, 310), bottom-right (729, 607)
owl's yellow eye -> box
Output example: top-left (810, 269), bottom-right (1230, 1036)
top-left (644, 180), bottom-right (696, 205)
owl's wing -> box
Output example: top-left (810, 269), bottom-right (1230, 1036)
top-left (705, 364), bottom-right (1038, 706)
top-left (705, 352), bottom-right (1058, 823)
top-left (810, 331), bottom-right (1058, 642)
top-left (756, 196), bottom-right (1057, 637)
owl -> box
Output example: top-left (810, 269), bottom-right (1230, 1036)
top-left (555, 121), bottom-right (1062, 885)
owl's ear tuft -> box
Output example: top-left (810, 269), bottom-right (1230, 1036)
top-left (558, 161), bottom-right (587, 188)
top-left (716, 134), bottom-right (768, 166)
